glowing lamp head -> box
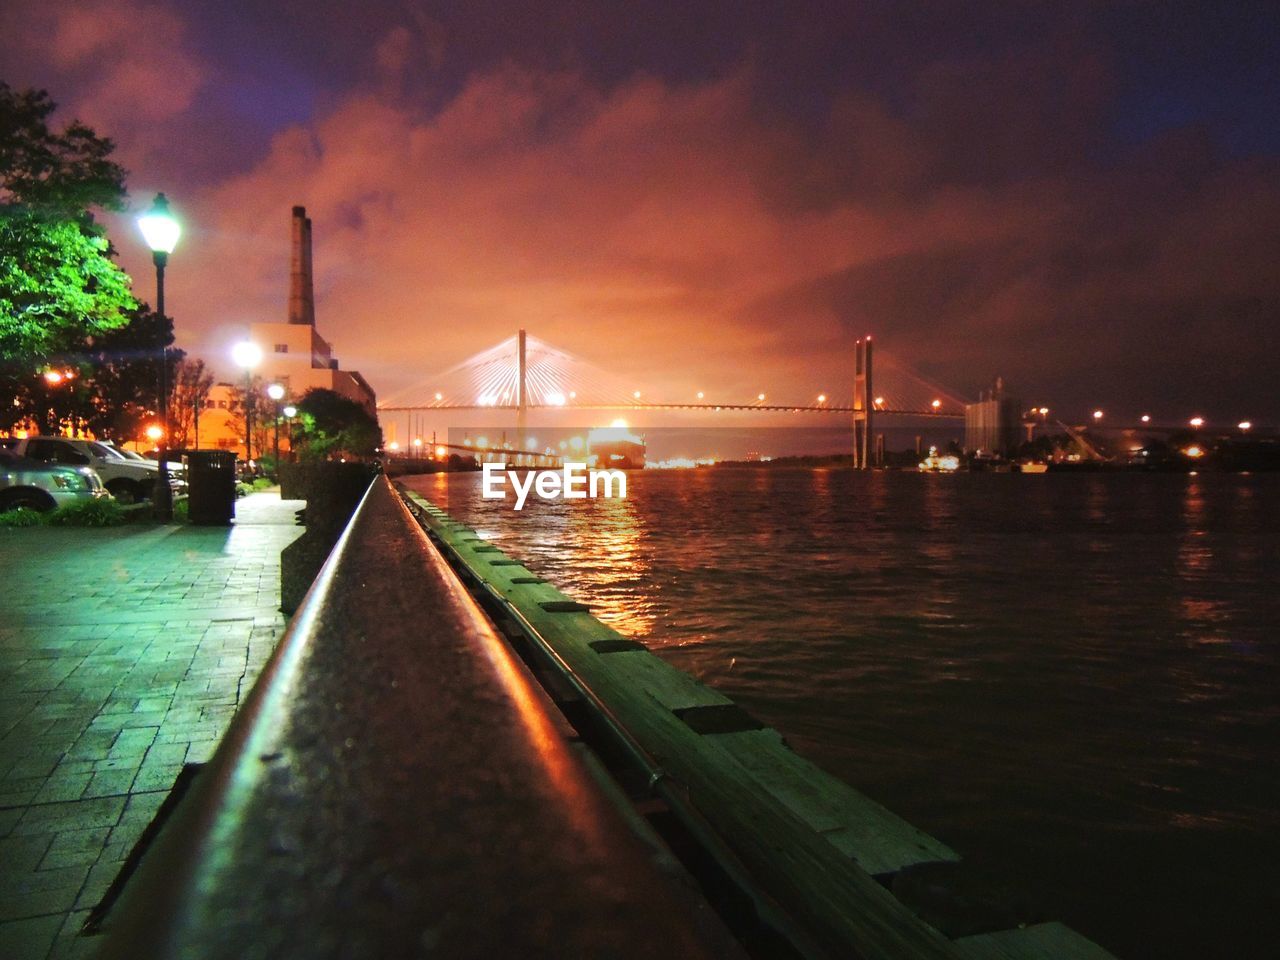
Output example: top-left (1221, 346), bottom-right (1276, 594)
top-left (1093, 409), bottom-right (1104, 420)
top-left (931, 399), bottom-right (942, 410)
top-left (697, 391), bottom-right (705, 399)
top-left (875, 396), bottom-right (885, 407)
top-left (757, 393), bottom-right (766, 401)
top-left (1038, 407), bottom-right (1049, 416)
top-left (232, 340), bottom-right (262, 370)
top-left (817, 394), bottom-right (827, 403)
top-left (1140, 414), bottom-right (1150, 423)
top-left (1239, 421), bottom-right (1252, 431)
top-left (1189, 417), bottom-right (1203, 428)
top-left (1184, 445), bottom-right (1204, 458)
top-left (435, 446), bottom-right (447, 458)
top-left (387, 441), bottom-right (399, 451)
top-left (283, 405), bottom-right (297, 418)
top-left (42, 370), bottom-right (63, 385)
top-left (434, 392), bottom-right (443, 401)
top-left (145, 425), bottom-right (163, 442)
top-left (413, 438), bottom-right (423, 448)
top-left (137, 193), bottom-right (181, 254)
top-left (633, 390), bottom-right (641, 400)
top-left (267, 383), bottom-right (285, 401)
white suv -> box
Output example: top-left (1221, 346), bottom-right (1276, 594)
top-left (1, 437), bottom-right (183, 504)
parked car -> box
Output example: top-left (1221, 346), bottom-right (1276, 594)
top-left (0, 448), bottom-right (106, 512)
top-left (0, 437), bottom-right (183, 504)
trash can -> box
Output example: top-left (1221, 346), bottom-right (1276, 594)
top-left (186, 450), bottom-right (237, 525)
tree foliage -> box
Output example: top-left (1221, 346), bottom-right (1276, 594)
top-left (1, 83), bottom-right (136, 373)
top-left (293, 388), bottom-right (381, 460)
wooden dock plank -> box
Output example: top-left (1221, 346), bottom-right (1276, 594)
top-left (954, 923), bottom-right (1118, 960)
top-left (709, 728), bottom-right (959, 875)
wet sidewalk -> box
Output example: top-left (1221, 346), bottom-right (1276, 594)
top-left (0, 493), bottom-right (305, 960)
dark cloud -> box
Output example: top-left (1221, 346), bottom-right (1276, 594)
top-left (2, 1), bottom-right (1277, 421)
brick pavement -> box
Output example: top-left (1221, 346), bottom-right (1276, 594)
top-left (0, 493), bottom-right (305, 960)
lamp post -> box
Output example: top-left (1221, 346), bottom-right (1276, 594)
top-left (267, 383), bottom-right (285, 478)
top-left (282, 405), bottom-right (297, 462)
top-left (137, 194), bottom-right (181, 520)
top-left (231, 341), bottom-right (261, 471)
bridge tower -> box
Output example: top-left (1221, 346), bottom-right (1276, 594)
top-left (516, 327), bottom-right (528, 441)
top-left (852, 336), bottom-right (873, 469)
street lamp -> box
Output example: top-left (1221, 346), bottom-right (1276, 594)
top-left (1189, 416), bottom-right (1204, 428)
top-left (267, 383), bottom-right (285, 478)
top-left (137, 193), bottom-right (181, 520)
top-left (282, 405), bottom-right (297, 459)
top-left (231, 340), bottom-right (261, 468)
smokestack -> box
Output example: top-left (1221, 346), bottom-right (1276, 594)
top-left (288, 205), bottom-right (315, 325)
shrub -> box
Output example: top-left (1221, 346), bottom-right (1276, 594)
top-left (173, 497), bottom-right (190, 522)
top-left (0, 507), bottom-right (45, 527)
top-left (45, 497), bottom-right (126, 527)
top-left (252, 477), bottom-right (274, 490)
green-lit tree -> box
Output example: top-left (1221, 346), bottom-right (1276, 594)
top-left (292, 388), bottom-right (381, 460)
top-left (1, 84), bottom-right (137, 376)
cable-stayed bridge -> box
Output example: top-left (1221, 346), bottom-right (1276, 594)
top-left (378, 331), bottom-right (964, 418)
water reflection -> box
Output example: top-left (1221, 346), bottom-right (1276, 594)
top-left (399, 469), bottom-right (1280, 960)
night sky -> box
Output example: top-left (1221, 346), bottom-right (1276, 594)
top-left (4, 1), bottom-right (1278, 421)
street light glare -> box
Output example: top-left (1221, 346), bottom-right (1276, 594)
top-left (232, 341), bottom-right (262, 369)
top-left (283, 405), bottom-right (297, 418)
top-left (1141, 414), bottom-right (1151, 423)
top-left (1093, 409), bottom-right (1104, 420)
top-left (137, 193), bottom-right (181, 254)
top-left (267, 383), bottom-right (285, 401)
top-left (1189, 416), bottom-right (1204, 428)
top-left (1238, 421), bottom-right (1252, 431)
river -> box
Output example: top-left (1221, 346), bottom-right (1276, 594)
top-left (399, 467), bottom-right (1279, 959)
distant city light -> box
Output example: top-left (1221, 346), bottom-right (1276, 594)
top-left (1184, 445), bottom-right (1204, 458)
top-left (525, 436), bottom-right (538, 450)
top-left (477, 436), bottom-right (489, 449)
top-left (1238, 421), bottom-right (1252, 431)
top-left (1092, 409), bottom-right (1104, 420)
top-left (817, 394), bottom-right (827, 403)
top-left (435, 446), bottom-right (447, 458)
top-left (697, 391), bottom-right (705, 399)
top-left (1189, 416), bottom-right (1204, 428)
top-left (569, 436), bottom-right (584, 450)
top-left (931, 399), bottom-right (942, 411)
top-left (757, 393), bottom-right (766, 401)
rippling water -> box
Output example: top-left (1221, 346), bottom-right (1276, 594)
top-left (401, 468), bottom-right (1280, 959)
